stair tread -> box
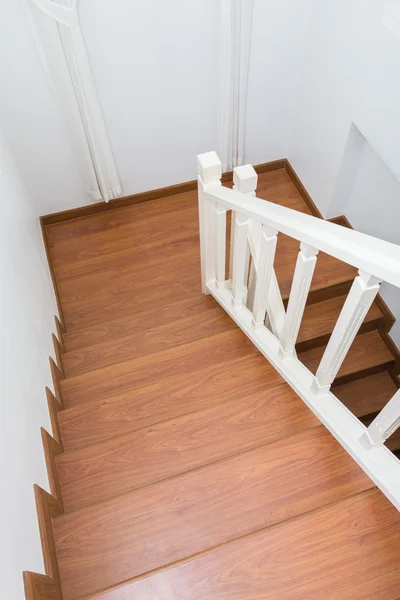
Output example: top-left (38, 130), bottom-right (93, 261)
top-left (60, 328), bottom-right (259, 409)
top-left (297, 295), bottom-right (383, 347)
top-left (63, 294), bottom-right (218, 352)
top-left (82, 489), bottom-right (400, 600)
top-left (57, 384), bottom-right (318, 512)
top-left (60, 352), bottom-right (282, 452)
top-left (62, 304), bottom-right (236, 378)
top-left (299, 330), bottom-right (394, 382)
top-left (334, 371), bottom-right (398, 418)
top-left (53, 426), bottom-right (371, 600)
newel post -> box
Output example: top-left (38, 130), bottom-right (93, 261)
top-left (231, 164), bottom-right (258, 305)
top-left (197, 151), bottom-right (222, 294)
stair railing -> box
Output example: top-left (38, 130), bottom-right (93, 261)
top-left (197, 150), bottom-right (400, 510)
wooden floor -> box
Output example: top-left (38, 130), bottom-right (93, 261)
top-left (46, 169), bottom-right (400, 600)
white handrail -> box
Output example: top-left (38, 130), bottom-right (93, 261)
top-left (197, 150), bottom-right (400, 511)
top-left (203, 183), bottom-right (400, 289)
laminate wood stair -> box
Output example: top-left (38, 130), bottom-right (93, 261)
top-left (53, 427), bottom-right (372, 600)
top-left (43, 168), bottom-right (400, 600)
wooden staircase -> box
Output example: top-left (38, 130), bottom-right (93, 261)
top-left (41, 167), bottom-right (400, 599)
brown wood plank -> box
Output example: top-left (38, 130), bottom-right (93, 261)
top-left (63, 294), bottom-right (218, 351)
top-left (87, 489), bottom-right (400, 600)
top-left (297, 295), bottom-right (383, 350)
top-left (54, 427), bottom-right (371, 600)
top-left (62, 305), bottom-right (235, 378)
top-left (57, 384), bottom-right (318, 512)
top-left (299, 330), bottom-right (394, 384)
top-left (60, 329), bottom-right (259, 408)
top-left (59, 352), bottom-right (282, 452)
top-left (334, 371), bottom-right (398, 418)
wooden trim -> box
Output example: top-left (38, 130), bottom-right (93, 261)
top-left (50, 358), bottom-right (64, 409)
top-left (284, 160), bottom-right (324, 220)
top-left (55, 317), bottom-right (65, 353)
top-left (40, 160), bottom-right (287, 226)
top-left (34, 486), bottom-right (63, 592)
top-left (23, 571), bottom-right (61, 600)
top-left (41, 429), bottom-right (64, 510)
top-left (40, 221), bottom-right (65, 329)
top-left (46, 388), bottom-right (63, 449)
top-left (52, 335), bottom-right (65, 378)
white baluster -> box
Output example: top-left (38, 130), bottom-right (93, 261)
top-left (231, 212), bottom-right (249, 307)
top-left (215, 203), bottom-right (227, 288)
top-left (279, 243), bottom-right (319, 357)
top-left (230, 164), bottom-right (258, 289)
top-left (197, 151), bottom-right (222, 294)
top-left (252, 225), bottom-right (278, 327)
top-left (366, 389), bottom-right (400, 445)
top-left (311, 270), bottom-right (381, 395)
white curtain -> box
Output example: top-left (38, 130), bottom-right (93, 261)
top-left (218, 0), bottom-right (254, 172)
top-left (27, 0), bottom-right (121, 202)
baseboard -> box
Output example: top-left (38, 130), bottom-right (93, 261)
top-left (41, 221), bottom-right (65, 330)
top-left (54, 317), bottom-right (65, 353)
top-left (32, 486), bottom-right (63, 599)
top-left (23, 571), bottom-right (61, 600)
top-left (284, 160), bottom-right (324, 220)
top-left (46, 388), bottom-right (63, 448)
top-left (50, 358), bottom-right (64, 409)
top-left (41, 429), bottom-right (64, 511)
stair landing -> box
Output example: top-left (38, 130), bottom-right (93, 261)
top-left (45, 167), bottom-right (400, 600)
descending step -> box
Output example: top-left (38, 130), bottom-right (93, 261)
top-left (297, 295), bottom-right (383, 351)
top-left (59, 254), bottom-right (201, 331)
top-left (299, 330), bottom-right (394, 385)
top-left (53, 427), bottom-right (371, 600)
top-left (84, 489), bottom-right (400, 600)
top-left (59, 353), bottom-right (282, 452)
top-left (334, 371), bottom-right (398, 418)
top-left (62, 305), bottom-right (235, 378)
top-left (60, 329), bottom-right (261, 408)
top-left (57, 384), bottom-right (318, 512)
top-left (63, 294), bottom-right (218, 351)
top-left (46, 196), bottom-right (198, 272)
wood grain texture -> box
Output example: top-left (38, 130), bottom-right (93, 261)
top-left (54, 427), bottom-right (371, 600)
top-left (300, 330), bottom-right (394, 385)
top-left (62, 306), bottom-right (236, 378)
top-left (46, 387), bottom-right (63, 447)
top-left (334, 371), bottom-right (398, 418)
top-left (63, 294), bottom-right (218, 352)
top-left (52, 334), bottom-right (65, 377)
top-left (89, 489), bottom-right (400, 600)
top-left (57, 384), bottom-right (314, 512)
top-left (23, 572), bottom-right (61, 600)
top-left (49, 358), bottom-right (64, 409)
top-left (59, 353), bottom-right (282, 452)
top-left (34, 486), bottom-right (63, 592)
top-left (41, 429), bottom-right (63, 510)
top-left (297, 295), bottom-right (383, 352)
top-left (60, 329), bottom-right (259, 408)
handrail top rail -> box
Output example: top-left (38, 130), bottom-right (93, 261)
top-left (201, 178), bottom-right (400, 288)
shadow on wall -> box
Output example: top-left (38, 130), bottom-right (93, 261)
top-left (328, 122), bottom-right (400, 346)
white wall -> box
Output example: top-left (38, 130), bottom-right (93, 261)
top-left (289, 0), bottom-right (400, 217)
top-left (0, 132), bottom-right (57, 599)
top-left (245, 0), bottom-right (314, 165)
top-left (0, 0), bottom-right (89, 215)
top-left (79, 0), bottom-right (219, 194)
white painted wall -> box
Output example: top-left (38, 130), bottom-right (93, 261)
top-left (289, 0), bottom-right (400, 217)
top-left (0, 132), bottom-right (57, 599)
top-left (245, 0), bottom-right (314, 165)
top-left (0, 0), bottom-right (89, 215)
top-left (79, 0), bottom-right (219, 194)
